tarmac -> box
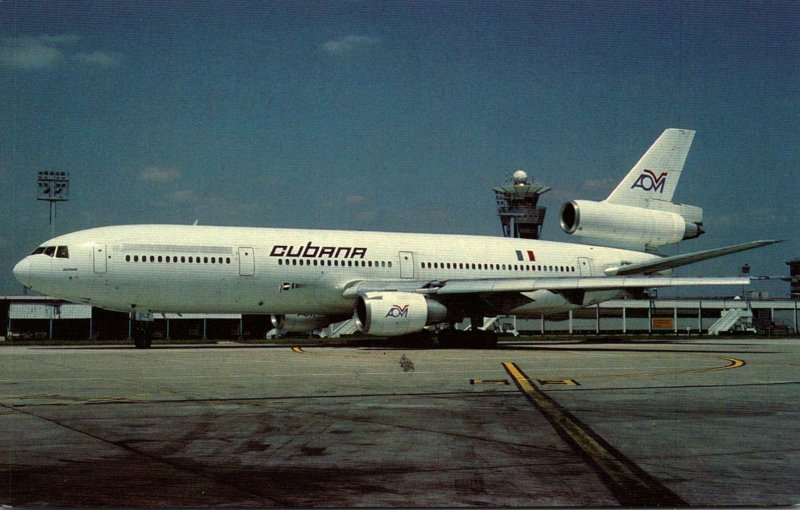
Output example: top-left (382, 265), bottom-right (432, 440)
top-left (1, 337), bottom-right (798, 507)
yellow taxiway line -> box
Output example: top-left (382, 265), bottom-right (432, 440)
top-left (502, 361), bottom-right (687, 507)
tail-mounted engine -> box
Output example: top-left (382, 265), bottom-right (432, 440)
top-left (560, 200), bottom-right (703, 249)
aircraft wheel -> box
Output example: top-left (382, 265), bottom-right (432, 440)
top-left (132, 322), bottom-right (153, 349)
top-left (469, 330), bottom-right (498, 349)
top-left (481, 331), bottom-right (498, 349)
top-left (435, 329), bottom-right (457, 348)
top-left (133, 336), bottom-right (152, 349)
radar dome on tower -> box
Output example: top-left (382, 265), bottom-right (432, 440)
top-left (493, 171), bottom-right (550, 239)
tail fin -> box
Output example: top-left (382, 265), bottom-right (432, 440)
top-left (606, 128), bottom-right (695, 207)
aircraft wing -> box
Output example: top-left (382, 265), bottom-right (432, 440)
top-left (342, 276), bottom-right (750, 298)
top-left (341, 239), bottom-right (780, 298)
top-left (604, 240), bottom-right (783, 276)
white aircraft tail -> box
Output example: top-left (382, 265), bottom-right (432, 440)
top-left (606, 128), bottom-right (695, 207)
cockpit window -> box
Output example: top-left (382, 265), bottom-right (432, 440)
top-left (43, 246), bottom-right (56, 257)
top-left (32, 247), bottom-right (46, 255)
top-left (56, 246), bottom-right (69, 258)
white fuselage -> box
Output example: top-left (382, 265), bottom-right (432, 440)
top-left (13, 224), bottom-right (659, 317)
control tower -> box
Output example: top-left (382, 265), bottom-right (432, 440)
top-left (494, 170), bottom-right (550, 239)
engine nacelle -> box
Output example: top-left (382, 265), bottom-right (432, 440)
top-left (270, 314), bottom-right (330, 333)
top-left (560, 200), bottom-right (703, 248)
top-left (354, 292), bottom-right (447, 336)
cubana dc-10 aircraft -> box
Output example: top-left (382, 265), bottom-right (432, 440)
top-left (14, 129), bottom-right (780, 347)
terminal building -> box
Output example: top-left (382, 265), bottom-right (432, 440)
top-left (1, 296), bottom-right (270, 342)
top-left (1, 294), bottom-right (797, 341)
top-left (787, 258), bottom-right (800, 300)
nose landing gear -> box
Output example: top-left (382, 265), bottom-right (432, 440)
top-left (131, 312), bottom-right (154, 349)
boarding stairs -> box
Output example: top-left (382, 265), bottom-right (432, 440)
top-left (464, 316), bottom-right (519, 336)
top-left (320, 318), bottom-right (359, 338)
top-left (708, 308), bottom-right (754, 335)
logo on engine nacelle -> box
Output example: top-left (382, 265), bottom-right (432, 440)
top-left (631, 169), bottom-right (668, 193)
top-left (385, 304), bottom-right (409, 318)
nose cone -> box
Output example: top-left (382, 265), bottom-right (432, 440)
top-left (13, 257), bottom-right (31, 288)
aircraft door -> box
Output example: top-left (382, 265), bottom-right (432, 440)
top-left (238, 247), bottom-right (255, 276)
top-left (577, 257), bottom-right (592, 277)
top-left (93, 244), bottom-right (107, 274)
top-left (399, 251), bottom-right (415, 279)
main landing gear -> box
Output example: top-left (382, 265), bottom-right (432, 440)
top-left (435, 328), bottom-right (498, 349)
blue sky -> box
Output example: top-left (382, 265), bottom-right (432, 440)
top-left (1, 0), bottom-right (798, 296)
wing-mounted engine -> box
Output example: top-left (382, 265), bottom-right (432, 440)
top-left (354, 292), bottom-right (447, 336)
top-left (560, 200), bottom-right (703, 250)
top-left (271, 314), bottom-right (331, 333)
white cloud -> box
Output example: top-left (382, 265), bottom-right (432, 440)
top-left (169, 189), bottom-right (198, 202)
top-left (38, 34), bottom-right (82, 45)
top-left (345, 194), bottom-right (367, 205)
top-left (139, 166), bottom-right (182, 183)
top-left (321, 35), bottom-right (380, 55)
top-left (0, 36), bottom-right (69, 69)
top-left (0, 34), bottom-right (121, 70)
top-left (582, 178), bottom-right (615, 191)
top-left (72, 51), bottom-right (121, 67)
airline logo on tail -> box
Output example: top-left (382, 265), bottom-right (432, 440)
top-left (631, 169), bottom-right (668, 193)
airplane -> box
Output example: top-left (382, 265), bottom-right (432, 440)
top-left (13, 129), bottom-right (780, 348)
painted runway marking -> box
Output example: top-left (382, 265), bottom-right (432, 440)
top-left (291, 346), bottom-right (306, 353)
top-left (502, 361), bottom-right (687, 507)
top-left (469, 378), bottom-right (510, 385)
top-left (536, 378), bottom-right (579, 386)
top-left (574, 356), bottom-right (747, 381)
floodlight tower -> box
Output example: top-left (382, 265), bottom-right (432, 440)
top-left (494, 170), bottom-right (550, 239)
top-left (37, 171), bottom-right (69, 238)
